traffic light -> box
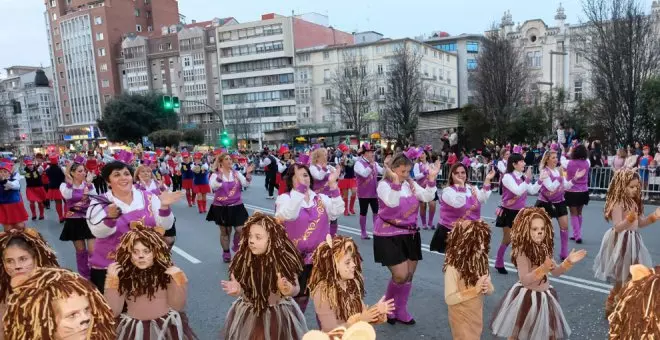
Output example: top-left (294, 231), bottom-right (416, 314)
top-left (11, 100), bottom-right (21, 114)
top-left (162, 96), bottom-right (173, 110)
top-left (220, 130), bottom-right (231, 147)
top-left (172, 96), bottom-right (180, 109)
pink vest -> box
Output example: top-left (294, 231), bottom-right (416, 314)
top-left (356, 158), bottom-right (377, 198)
top-left (283, 194), bottom-right (329, 264)
top-left (539, 169), bottom-right (565, 203)
top-left (439, 186), bottom-right (481, 229)
top-left (415, 163), bottom-right (429, 187)
top-left (212, 171), bottom-right (243, 206)
top-left (312, 165), bottom-right (330, 195)
top-left (501, 173), bottom-right (527, 210)
top-left (64, 183), bottom-right (94, 219)
top-left (566, 159), bottom-right (589, 192)
top-left (374, 180), bottom-right (420, 237)
top-left (135, 181), bottom-right (165, 196)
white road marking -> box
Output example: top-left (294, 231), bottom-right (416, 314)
top-left (172, 246), bottom-right (202, 264)
top-left (243, 203), bottom-right (613, 294)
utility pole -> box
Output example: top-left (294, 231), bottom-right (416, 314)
top-left (537, 49), bottom-right (568, 137)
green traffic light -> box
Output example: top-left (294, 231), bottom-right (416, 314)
top-left (163, 95), bottom-right (173, 110)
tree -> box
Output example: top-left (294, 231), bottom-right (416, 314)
top-left (385, 45), bottom-right (427, 142)
top-left (459, 105), bottom-right (491, 149)
top-left (472, 30), bottom-right (530, 144)
top-left (98, 92), bottom-right (178, 143)
top-left (148, 130), bottom-right (183, 147)
top-left (640, 77), bottom-right (660, 142)
top-left (226, 101), bottom-right (254, 142)
top-left (330, 51), bottom-right (374, 137)
top-left (575, 0), bottom-right (660, 149)
top-left (182, 128), bottom-right (205, 145)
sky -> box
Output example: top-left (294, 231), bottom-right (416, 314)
top-left (0, 0), bottom-right (653, 76)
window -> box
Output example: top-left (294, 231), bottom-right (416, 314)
top-left (362, 88), bottom-right (368, 97)
top-left (526, 51), bottom-right (542, 68)
top-left (378, 86), bottom-right (385, 95)
top-left (55, 42), bottom-right (61, 50)
top-left (57, 57), bottom-right (63, 64)
top-left (61, 85), bottom-right (66, 93)
top-left (144, 0), bottom-right (150, 3)
top-left (298, 54), bottom-right (310, 62)
top-left (94, 16), bottom-right (102, 25)
top-left (324, 69), bottom-right (330, 80)
top-left (102, 80), bottom-right (110, 88)
top-left (183, 57), bottom-right (191, 67)
top-left (53, 27), bottom-right (59, 35)
top-left (50, 0), bottom-right (56, 7)
top-left (148, 26), bottom-right (153, 32)
top-left (575, 52), bottom-right (582, 64)
top-left (466, 41), bottom-right (479, 53)
top-left (104, 95), bottom-right (111, 103)
top-left (98, 48), bottom-right (106, 57)
top-left (325, 88), bottom-right (332, 99)
top-left (134, 9), bottom-right (140, 17)
top-left (136, 25), bottom-right (142, 32)
top-left (446, 54), bottom-right (450, 62)
top-left (438, 43), bottom-right (456, 52)
top-left (574, 81), bottom-right (583, 101)
top-left (96, 32), bottom-right (104, 41)
top-left (59, 71), bottom-right (64, 78)
top-left (323, 51), bottom-right (330, 60)
top-left (467, 58), bottom-right (477, 70)
top-left (100, 63), bottom-right (108, 72)
top-left (63, 100), bottom-right (68, 107)
top-left (377, 64), bottom-right (383, 74)
top-left (52, 13), bottom-right (57, 21)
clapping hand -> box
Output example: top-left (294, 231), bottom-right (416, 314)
top-left (485, 169), bottom-right (496, 181)
top-left (276, 272), bottom-right (294, 296)
top-left (524, 167), bottom-right (533, 179)
top-left (221, 274), bottom-right (241, 297)
top-left (328, 166), bottom-right (341, 188)
top-left (428, 160), bottom-right (441, 180)
top-left (384, 166), bottom-right (400, 184)
top-left (566, 249), bottom-right (587, 264)
top-left (374, 296), bottom-right (395, 315)
top-left (574, 169), bottom-right (587, 179)
top-left (539, 170), bottom-right (549, 181)
top-left (159, 191), bottom-right (184, 207)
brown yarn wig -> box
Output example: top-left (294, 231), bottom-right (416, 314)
top-left (0, 228), bottom-right (59, 303)
top-left (609, 265), bottom-right (660, 339)
top-left (308, 236), bottom-right (365, 322)
top-left (229, 212), bottom-right (303, 315)
top-left (510, 208), bottom-right (554, 267)
top-left (604, 169), bottom-right (643, 222)
top-left (116, 223), bottom-right (172, 299)
top-left (4, 267), bottom-right (115, 340)
top-left (443, 220), bottom-right (491, 287)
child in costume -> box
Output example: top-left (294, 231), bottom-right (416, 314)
top-left (0, 159), bottom-right (28, 231)
top-left (4, 267), bottom-right (115, 340)
top-left (221, 212), bottom-right (308, 340)
top-left (593, 169), bottom-right (660, 316)
top-left (309, 235), bottom-right (395, 332)
top-left (311, 146), bottom-right (339, 236)
top-left (303, 321), bottom-right (377, 340)
top-left (608, 264), bottom-right (660, 340)
top-left (23, 158), bottom-right (46, 220)
top-left (192, 152), bottom-right (210, 213)
top-left (45, 154), bottom-right (67, 223)
top-left (443, 220), bottom-right (494, 340)
top-left (491, 207), bottom-right (587, 340)
top-left (336, 143), bottom-right (357, 217)
top-left (104, 223), bottom-right (196, 339)
top-left (180, 152), bottom-right (196, 207)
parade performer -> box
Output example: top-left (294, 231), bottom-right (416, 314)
top-left (23, 158), bottom-right (46, 220)
top-left (413, 146), bottom-right (438, 230)
top-left (593, 169), bottom-right (659, 316)
top-left (494, 150), bottom-right (542, 275)
top-left (86, 159), bottom-right (182, 293)
top-left (608, 264), bottom-right (660, 339)
top-left (221, 212), bottom-right (308, 339)
top-left (4, 267), bottom-right (116, 340)
top-left (134, 164), bottom-right (177, 249)
top-left (105, 223), bottom-right (197, 339)
top-left (86, 150), bottom-right (104, 194)
top-left (275, 156), bottom-right (344, 313)
top-left (0, 228), bottom-right (59, 339)
top-left (354, 143), bottom-right (384, 240)
top-left (160, 151), bottom-right (173, 189)
top-left (0, 159), bottom-right (28, 231)
top-left (60, 160), bottom-right (96, 280)
top-left (496, 147), bottom-right (510, 195)
top-left (45, 154), bottom-right (67, 223)
top-left (444, 220), bottom-right (493, 340)
top-left (207, 153), bottom-right (254, 263)
top-left (311, 146), bottom-right (339, 237)
top-left (336, 144), bottom-right (357, 217)
top-left (35, 153), bottom-right (52, 209)
top-left (562, 144), bottom-right (590, 243)
top-left (180, 151), bottom-right (196, 207)
top-left (171, 151), bottom-right (182, 192)
top-left (491, 208), bottom-right (586, 340)
top-left (276, 145), bottom-right (295, 196)
top-left (535, 148), bottom-right (586, 261)
top-left (430, 163), bottom-right (494, 253)
top-left (259, 148), bottom-right (276, 199)
top-left (302, 322), bottom-right (377, 340)
top-left (374, 154), bottom-right (440, 325)
top-left (192, 152), bottom-right (210, 213)
top-left (309, 235), bottom-right (394, 332)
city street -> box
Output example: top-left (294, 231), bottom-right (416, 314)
top-left (22, 175), bottom-right (660, 339)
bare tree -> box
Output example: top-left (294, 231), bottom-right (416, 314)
top-left (226, 101), bottom-right (254, 142)
top-left (330, 51), bottom-right (374, 137)
top-left (472, 30), bottom-right (530, 144)
top-left (384, 45), bottom-right (427, 143)
top-left (574, 0), bottom-right (660, 148)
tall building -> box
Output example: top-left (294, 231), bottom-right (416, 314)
top-left (44, 0), bottom-right (179, 140)
top-left (0, 66), bottom-right (60, 154)
top-left (295, 37), bottom-right (458, 136)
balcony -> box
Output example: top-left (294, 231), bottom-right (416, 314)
top-left (321, 97), bottom-right (333, 105)
top-left (374, 94), bottom-right (386, 101)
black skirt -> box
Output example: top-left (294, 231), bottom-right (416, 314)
top-left (373, 232), bottom-right (422, 267)
top-left (429, 224), bottom-right (452, 253)
top-left (535, 200), bottom-right (568, 219)
top-left (164, 219), bottom-right (177, 237)
top-left (495, 207), bottom-right (520, 228)
top-left (564, 191), bottom-right (590, 207)
top-left (206, 204), bottom-right (249, 227)
top-left (296, 264), bottom-right (313, 298)
top-left (60, 218), bottom-right (95, 241)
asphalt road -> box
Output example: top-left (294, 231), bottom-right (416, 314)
top-left (20, 175), bottom-right (660, 339)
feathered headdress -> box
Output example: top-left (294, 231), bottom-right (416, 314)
top-left (297, 153), bottom-right (310, 166)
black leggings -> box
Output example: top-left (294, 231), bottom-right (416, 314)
top-left (358, 198), bottom-right (378, 216)
top-left (90, 268), bottom-right (107, 293)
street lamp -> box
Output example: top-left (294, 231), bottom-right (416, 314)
top-left (536, 49), bottom-right (568, 135)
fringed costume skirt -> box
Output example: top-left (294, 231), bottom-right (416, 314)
top-left (593, 228), bottom-right (652, 283)
top-left (222, 296), bottom-right (308, 340)
top-left (117, 309), bottom-right (197, 340)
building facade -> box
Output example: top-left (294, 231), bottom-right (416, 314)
top-left (295, 37), bottom-right (459, 136)
top-left (0, 67), bottom-right (60, 154)
top-left (44, 0), bottom-right (179, 139)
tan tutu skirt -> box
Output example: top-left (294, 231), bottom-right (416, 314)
top-left (117, 309), bottom-right (197, 340)
top-left (222, 296), bottom-right (308, 340)
top-left (593, 228), bottom-right (652, 283)
top-left (491, 282), bottom-right (571, 340)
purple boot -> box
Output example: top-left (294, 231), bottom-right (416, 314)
top-left (75, 250), bottom-right (90, 280)
top-left (395, 282), bottom-right (416, 324)
top-left (222, 250), bottom-right (231, 263)
top-left (329, 220), bottom-right (338, 237)
top-left (559, 229), bottom-right (569, 260)
top-left (495, 244), bottom-right (508, 274)
top-left (231, 233), bottom-right (240, 253)
top-left (359, 215), bottom-right (370, 239)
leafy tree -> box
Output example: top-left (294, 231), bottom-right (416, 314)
top-left (148, 130), bottom-right (183, 147)
top-left (182, 128), bottom-right (205, 145)
top-left (98, 92), bottom-right (178, 143)
top-left (459, 105), bottom-right (491, 149)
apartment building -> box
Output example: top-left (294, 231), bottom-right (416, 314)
top-left (0, 67), bottom-right (60, 154)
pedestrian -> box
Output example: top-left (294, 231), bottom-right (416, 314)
top-left (608, 264), bottom-right (660, 339)
top-left (491, 208), bottom-right (587, 340)
top-left (59, 159), bottom-right (96, 280)
top-left (23, 158), bottom-right (46, 220)
top-left (104, 224), bottom-right (197, 339)
top-left (275, 155), bottom-right (344, 313)
top-left (134, 163), bottom-right (177, 249)
top-left (310, 145), bottom-right (339, 236)
top-left (562, 144), bottom-right (590, 244)
top-left (221, 212), bottom-right (308, 340)
top-left (494, 147), bottom-right (542, 274)
top-left (430, 163), bottom-right (495, 253)
top-left (336, 144), bottom-right (357, 217)
top-left (206, 153), bottom-right (254, 263)
top-left (0, 158), bottom-right (28, 232)
top-left (180, 151), bottom-right (196, 207)
top-left (354, 143), bottom-right (383, 240)
top-left (192, 152), bottom-right (211, 214)
top-left (443, 220), bottom-right (493, 340)
top-left (374, 153), bottom-right (440, 325)
top-left (309, 235), bottom-right (394, 332)
top-left (593, 169), bottom-right (660, 317)
top-left (45, 154), bottom-right (67, 223)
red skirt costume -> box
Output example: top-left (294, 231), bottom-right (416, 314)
top-left (25, 187), bottom-right (47, 202)
top-left (45, 156), bottom-right (65, 200)
top-left (191, 153), bottom-right (211, 194)
top-left (0, 160), bottom-right (29, 225)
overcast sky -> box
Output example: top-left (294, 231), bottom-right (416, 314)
top-left (0, 0), bottom-right (654, 76)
